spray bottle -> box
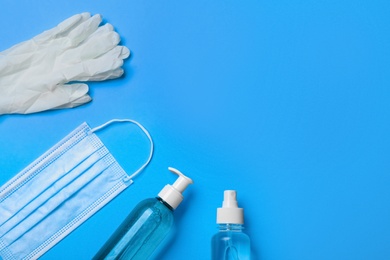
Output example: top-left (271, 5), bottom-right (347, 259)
top-left (93, 167), bottom-right (193, 259)
top-left (212, 190), bottom-right (251, 260)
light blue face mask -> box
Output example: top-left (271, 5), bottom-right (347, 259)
top-left (0, 119), bottom-right (153, 260)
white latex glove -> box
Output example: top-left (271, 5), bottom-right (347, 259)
top-left (0, 12), bottom-right (130, 115)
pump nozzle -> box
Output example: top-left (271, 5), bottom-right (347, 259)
top-left (158, 167), bottom-right (193, 210)
top-left (217, 190), bottom-right (244, 224)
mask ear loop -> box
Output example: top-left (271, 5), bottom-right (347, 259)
top-left (90, 119), bottom-right (154, 180)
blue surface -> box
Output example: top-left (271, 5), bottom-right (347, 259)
top-left (1, 1), bottom-right (390, 259)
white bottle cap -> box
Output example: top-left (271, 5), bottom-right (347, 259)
top-left (216, 190), bottom-right (244, 224)
top-left (158, 167), bottom-right (193, 210)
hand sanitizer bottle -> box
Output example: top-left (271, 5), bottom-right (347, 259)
top-left (212, 190), bottom-right (251, 260)
top-left (93, 167), bottom-right (193, 260)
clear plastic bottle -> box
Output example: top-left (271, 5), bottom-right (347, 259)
top-left (212, 190), bottom-right (251, 260)
top-left (93, 167), bottom-right (193, 260)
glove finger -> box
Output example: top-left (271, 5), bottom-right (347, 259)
top-left (81, 46), bottom-right (129, 78)
top-left (100, 46), bottom-right (130, 61)
top-left (81, 30), bottom-right (120, 60)
top-left (83, 67), bottom-right (124, 81)
top-left (67, 14), bottom-right (102, 46)
top-left (55, 13), bottom-right (91, 37)
top-left (116, 45), bottom-right (130, 60)
top-left (92, 23), bottom-right (114, 33)
top-left (24, 83), bottom-right (91, 114)
top-left (52, 86), bottom-right (92, 109)
top-left (83, 23), bottom-right (114, 41)
top-left (60, 46), bottom-right (129, 82)
top-left (81, 23), bottom-right (120, 56)
top-left (59, 24), bottom-right (119, 64)
top-left (33, 13), bottom-right (91, 43)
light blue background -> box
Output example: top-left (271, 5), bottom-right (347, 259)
top-left (1, 1), bottom-right (390, 259)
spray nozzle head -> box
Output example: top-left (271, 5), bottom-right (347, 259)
top-left (217, 190), bottom-right (244, 224)
top-left (222, 190), bottom-right (239, 208)
top-left (158, 167), bottom-right (193, 210)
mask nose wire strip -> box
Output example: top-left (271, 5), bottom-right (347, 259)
top-left (90, 119), bottom-right (154, 180)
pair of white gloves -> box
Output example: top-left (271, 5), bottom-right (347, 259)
top-left (0, 13), bottom-right (130, 115)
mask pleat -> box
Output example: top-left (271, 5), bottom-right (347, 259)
top-left (5, 156), bottom-right (128, 260)
top-left (0, 150), bottom-right (114, 248)
top-left (0, 146), bottom-right (109, 239)
top-left (0, 124), bottom-right (95, 222)
top-left (0, 123), bottom-right (90, 201)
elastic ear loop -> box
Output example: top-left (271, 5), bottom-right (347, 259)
top-left (90, 119), bottom-right (154, 180)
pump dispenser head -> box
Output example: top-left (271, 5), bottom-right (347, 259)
top-left (158, 167), bottom-right (193, 210)
top-left (217, 190), bottom-right (244, 224)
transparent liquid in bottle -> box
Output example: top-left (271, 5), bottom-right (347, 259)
top-left (94, 198), bottom-right (173, 260)
top-left (212, 224), bottom-right (251, 260)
